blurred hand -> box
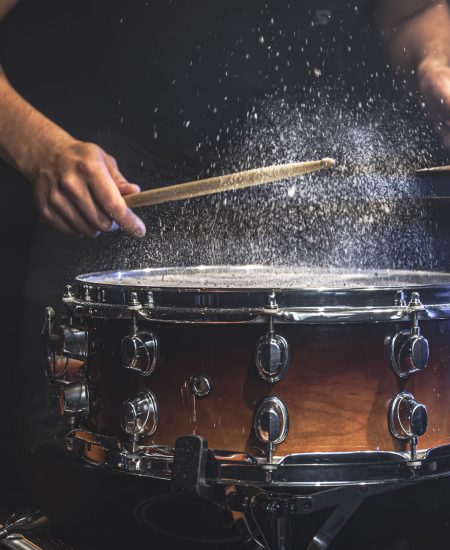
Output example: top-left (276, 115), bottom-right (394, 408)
top-left (417, 57), bottom-right (450, 150)
top-left (30, 139), bottom-right (145, 238)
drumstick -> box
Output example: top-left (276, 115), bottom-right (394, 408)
top-left (415, 165), bottom-right (450, 199)
top-left (416, 165), bottom-right (450, 174)
top-left (125, 158), bottom-right (335, 208)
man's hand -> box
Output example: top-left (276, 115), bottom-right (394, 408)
top-left (418, 57), bottom-right (450, 150)
top-left (378, 1), bottom-right (450, 149)
top-left (31, 139), bottom-right (146, 238)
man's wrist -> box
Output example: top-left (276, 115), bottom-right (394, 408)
top-left (16, 124), bottom-right (75, 182)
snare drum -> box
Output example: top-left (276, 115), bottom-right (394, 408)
top-left (43, 266), bottom-right (450, 487)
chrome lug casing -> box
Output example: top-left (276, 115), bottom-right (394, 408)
top-left (389, 392), bottom-right (428, 440)
top-left (390, 292), bottom-right (430, 378)
top-left (57, 325), bottom-right (87, 360)
top-left (120, 390), bottom-right (159, 437)
top-left (120, 332), bottom-right (158, 376)
top-left (60, 381), bottom-right (89, 418)
top-left (255, 333), bottom-right (290, 382)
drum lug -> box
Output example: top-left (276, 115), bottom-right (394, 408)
top-left (121, 311), bottom-right (158, 376)
top-left (255, 316), bottom-right (290, 383)
top-left (120, 390), bottom-right (159, 439)
top-left (389, 292), bottom-right (429, 378)
top-left (57, 324), bottom-right (88, 361)
top-left (43, 307), bottom-right (87, 385)
top-left (388, 391), bottom-right (428, 461)
top-left (59, 380), bottom-right (90, 418)
top-left (253, 396), bottom-right (289, 463)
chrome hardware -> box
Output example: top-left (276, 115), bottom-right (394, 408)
top-left (64, 284), bottom-right (74, 299)
top-left (42, 307), bottom-right (56, 379)
top-left (389, 392), bottom-right (428, 460)
top-left (191, 376), bottom-right (212, 398)
top-left (70, 267), bottom-right (450, 324)
top-left (395, 289), bottom-right (406, 307)
top-left (0, 508), bottom-right (50, 543)
top-left (83, 286), bottom-right (93, 301)
top-left (120, 390), bottom-right (159, 438)
top-left (390, 292), bottom-right (429, 378)
top-left (121, 309), bottom-right (158, 375)
top-left (57, 325), bottom-right (87, 360)
top-left (128, 291), bottom-right (142, 310)
top-left (60, 381), bottom-right (89, 417)
top-left (267, 291), bottom-right (278, 310)
top-left (255, 317), bottom-right (290, 383)
top-left (254, 396), bottom-right (289, 463)
top-left (121, 332), bottom-right (158, 376)
top-left (67, 426), bottom-right (450, 486)
top-left (389, 392), bottom-right (428, 440)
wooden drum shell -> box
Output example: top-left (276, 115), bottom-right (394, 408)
top-left (84, 318), bottom-right (450, 457)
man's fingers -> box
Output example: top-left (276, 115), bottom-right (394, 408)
top-left (41, 206), bottom-right (79, 236)
top-left (49, 192), bottom-right (100, 238)
top-left (118, 182), bottom-right (141, 196)
top-left (87, 162), bottom-right (146, 237)
top-left (59, 174), bottom-right (114, 232)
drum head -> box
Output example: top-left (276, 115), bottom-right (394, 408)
top-left (76, 265), bottom-right (450, 290)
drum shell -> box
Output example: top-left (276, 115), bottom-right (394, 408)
top-left (84, 318), bottom-right (450, 456)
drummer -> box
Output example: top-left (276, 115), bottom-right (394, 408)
top-left (0, 1), bottom-right (449, 238)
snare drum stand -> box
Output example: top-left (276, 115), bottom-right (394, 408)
top-left (170, 436), bottom-right (419, 550)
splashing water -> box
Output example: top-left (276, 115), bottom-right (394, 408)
top-left (90, 97), bottom-right (439, 278)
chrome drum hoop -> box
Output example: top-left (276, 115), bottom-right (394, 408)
top-left (66, 429), bottom-right (450, 487)
top-left (65, 266), bottom-right (450, 324)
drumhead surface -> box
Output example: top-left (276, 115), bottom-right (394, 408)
top-left (76, 265), bottom-right (450, 290)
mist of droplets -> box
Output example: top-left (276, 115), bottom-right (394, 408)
top-left (85, 95), bottom-right (440, 280)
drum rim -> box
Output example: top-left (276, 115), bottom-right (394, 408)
top-left (67, 266), bottom-right (450, 323)
top-left (67, 428), bottom-right (450, 487)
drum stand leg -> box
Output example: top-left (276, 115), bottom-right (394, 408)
top-left (305, 497), bottom-right (362, 550)
top-left (276, 515), bottom-right (292, 550)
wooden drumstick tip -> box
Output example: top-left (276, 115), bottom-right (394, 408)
top-left (322, 157), bottom-right (336, 168)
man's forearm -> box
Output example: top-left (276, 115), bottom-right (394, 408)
top-left (0, 67), bottom-right (74, 180)
top-left (378, 1), bottom-right (450, 75)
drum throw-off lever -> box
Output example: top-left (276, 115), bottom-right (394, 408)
top-left (170, 435), bottom-right (212, 499)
